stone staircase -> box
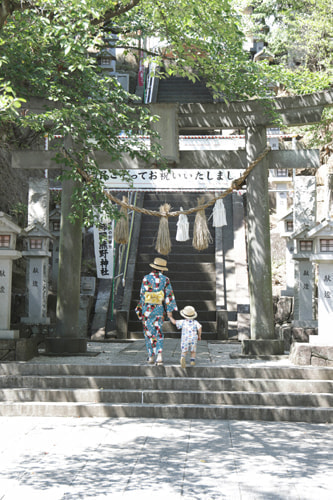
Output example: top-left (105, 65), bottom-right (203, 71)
top-left (1, 363), bottom-right (333, 422)
top-left (128, 192), bottom-right (217, 339)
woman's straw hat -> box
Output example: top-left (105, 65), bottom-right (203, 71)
top-left (150, 257), bottom-right (168, 271)
top-left (180, 306), bottom-right (197, 319)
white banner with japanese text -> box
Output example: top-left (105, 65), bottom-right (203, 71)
top-left (93, 219), bottom-right (115, 279)
top-left (103, 169), bottom-right (244, 192)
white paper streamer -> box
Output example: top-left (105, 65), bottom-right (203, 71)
top-left (176, 207), bottom-right (190, 241)
top-left (212, 199), bottom-right (227, 227)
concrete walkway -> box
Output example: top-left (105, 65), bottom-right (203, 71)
top-left (1, 339), bottom-right (333, 499)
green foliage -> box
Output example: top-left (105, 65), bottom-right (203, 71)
top-left (240, 0), bottom-right (333, 75)
top-left (9, 202), bottom-right (28, 226)
top-left (0, 42), bottom-right (26, 115)
top-left (114, 0), bottom-right (256, 99)
top-left (1, 0), bottom-right (332, 226)
top-left (0, 79), bottom-right (25, 115)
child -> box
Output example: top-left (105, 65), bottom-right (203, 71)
top-left (169, 305), bottom-right (202, 368)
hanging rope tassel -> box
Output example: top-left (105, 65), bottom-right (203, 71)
top-left (212, 198), bottom-right (227, 227)
top-left (176, 206), bottom-right (190, 242)
top-left (192, 196), bottom-right (212, 251)
top-left (114, 196), bottom-right (129, 244)
top-left (155, 203), bottom-right (171, 255)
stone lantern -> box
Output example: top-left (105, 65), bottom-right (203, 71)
top-left (21, 221), bottom-right (53, 325)
top-left (97, 48), bottom-right (116, 72)
top-left (307, 218), bottom-right (333, 345)
top-left (0, 212), bottom-right (22, 339)
top-left (291, 224), bottom-right (316, 328)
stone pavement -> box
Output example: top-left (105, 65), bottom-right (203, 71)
top-left (1, 339), bottom-right (333, 499)
top-left (1, 416), bottom-right (333, 500)
top-left (29, 338), bottom-right (293, 367)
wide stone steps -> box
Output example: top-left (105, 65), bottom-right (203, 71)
top-left (2, 375), bottom-right (333, 392)
top-left (1, 364), bottom-right (333, 422)
top-left (1, 401), bottom-right (332, 422)
top-left (2, 388), bottom-right (333, 407)
top-left (137, 247), bottom-right (215, 258)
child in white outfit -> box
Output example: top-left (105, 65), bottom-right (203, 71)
top-left (169, 305), bottom-right (202, 367)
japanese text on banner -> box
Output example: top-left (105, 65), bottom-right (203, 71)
top-left (93, 220), bottom-right (114, 279)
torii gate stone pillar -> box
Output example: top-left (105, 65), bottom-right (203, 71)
top-left (45, 172), bottom-right (86, 354)
top-left (243, 126), bottom-right (282, 354)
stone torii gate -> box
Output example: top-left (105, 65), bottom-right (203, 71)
top-left (11, 90), bottom-right (333, 354)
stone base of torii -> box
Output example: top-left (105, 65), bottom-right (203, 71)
top-left (11, 90), bottom-right (333, 355)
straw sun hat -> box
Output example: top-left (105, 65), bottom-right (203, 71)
top-left (180, 306), bottom-right (197, 319)
top-left (150, 257), bottom-right (168, 271)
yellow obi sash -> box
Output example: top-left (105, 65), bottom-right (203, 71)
top-left (144, 290), bottom-right (164, 305)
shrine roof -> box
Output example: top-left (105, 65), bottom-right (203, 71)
top-left (0, 212), bottom-right (22, 234)
top-left (24, 221), bottom-right (54, 239)
top-left (307, 218), bottom-right (333, 238)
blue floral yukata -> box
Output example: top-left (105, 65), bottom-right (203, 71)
top-left (135, 270), bottom-right (177, 357)
top-left (176, 319), bottom-right (202, 354)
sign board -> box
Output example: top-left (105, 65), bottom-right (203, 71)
top-left (93, 219), bottom-right (115, 279)
top-left (103, 169), bottom-right (244, 192)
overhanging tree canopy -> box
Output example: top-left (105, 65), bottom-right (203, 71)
top-left (0, 0), bottom-right (331, 224)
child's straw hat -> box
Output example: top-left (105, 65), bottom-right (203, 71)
top-left (180, 306), bottom-right (197, 319)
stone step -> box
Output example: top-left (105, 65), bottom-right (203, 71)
top-left (138, 239), bottom-right (215, 251)
top-left (0, 401), bottom-right (332, 422)
top-left (2, 364), bottom-right (332, 379)
top-left (136, 252), bottom-right (215, 262)
top-left (2, 375), bottom-right (333, 393)
top-left (2, 388), bottom-right (333, 407)
top-left (1, 362), bottom-right (333, 422)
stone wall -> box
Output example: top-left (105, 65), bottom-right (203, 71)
top-left (290, 343), bottom-right (333, 366)
top-left (0, 338), bottom-right (38, 361)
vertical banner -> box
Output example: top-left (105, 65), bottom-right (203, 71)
top-left (93, 219), bottom-right (115, 279)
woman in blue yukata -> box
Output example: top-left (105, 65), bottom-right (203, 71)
top-left (135, 257), bottom-right (177, 365)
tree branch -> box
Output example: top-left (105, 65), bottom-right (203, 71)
top-left (91, 0), bottom-right (141, 26)
top-left (115, 44), bottom-right (175, 61)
